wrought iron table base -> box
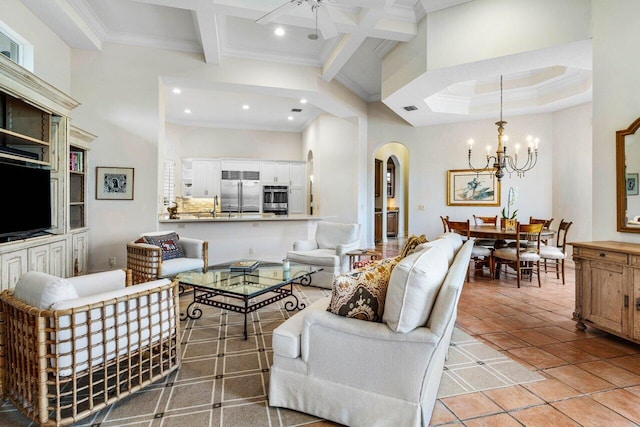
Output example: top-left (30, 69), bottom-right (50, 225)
top-left (180, 276), bottom-right (308, 339)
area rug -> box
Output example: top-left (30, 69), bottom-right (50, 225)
top-left (0, 284), bottom-right (543, 427)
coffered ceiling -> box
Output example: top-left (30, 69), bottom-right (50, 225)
top-left (20, 0), bottom-right (592, 132)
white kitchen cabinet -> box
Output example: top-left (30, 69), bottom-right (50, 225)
top-left (288, 162), bottom-right (306, 214)
top-left (261, 161), bottom-right (291, 184)
top-left (289, 162), bottom-right (306, 187)
top-left (182, 159), bottom-right (193, 198)
top-left (221, 159), bottom-right (260, 172)
top-left (192, 160), bottom-right (221, 198)
top-left (289, 187), bottom-right (305, 214)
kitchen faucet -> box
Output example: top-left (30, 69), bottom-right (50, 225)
top-left (212, 195), bottom-right (218, 217)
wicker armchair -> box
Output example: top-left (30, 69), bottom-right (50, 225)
top-left (127, 231), bottom-right (208, 284)
top-left (0, 269), bottom-right (181, 426)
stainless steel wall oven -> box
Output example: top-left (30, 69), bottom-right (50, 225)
top-left (263, 185), bottom-right (288, 215)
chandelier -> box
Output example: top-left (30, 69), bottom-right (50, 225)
top-left (467, 75), bottom-right (539, 181)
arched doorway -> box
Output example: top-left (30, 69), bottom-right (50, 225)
top-left (373, 143), bottom-right (409, 243)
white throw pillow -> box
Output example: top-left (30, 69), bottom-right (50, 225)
top-left (383, 246), bottom-right (449, 333)
top-left (436, 232), bottom-right (464, 253)
top-left (414, 238), bottom-right (455, 265)
top-left (13, 271), bottom-right (79, 309)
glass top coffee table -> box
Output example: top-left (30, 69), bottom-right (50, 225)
top-left (174, 260), bottom-right (322, 339)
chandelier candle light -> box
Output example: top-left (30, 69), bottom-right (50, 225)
top-left (467, 75), bottom-right (539, 181)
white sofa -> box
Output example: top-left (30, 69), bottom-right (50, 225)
top-left (269, 232), bottom-right (473, 426)
top-left (286, 221), bottom-right (361, 289)
top-left (0, 269), bottom-right (181, 426)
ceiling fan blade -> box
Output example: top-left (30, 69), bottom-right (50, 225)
top-left (256, 1), bottom-right (299, 25)
top-left (316, 6), bottom-right (338, 39)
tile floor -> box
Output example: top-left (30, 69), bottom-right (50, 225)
top-left (380, 237), bottom-right (640, 426)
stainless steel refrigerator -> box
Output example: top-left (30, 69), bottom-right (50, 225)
top-left (220, 170), bottom-right (261, 213)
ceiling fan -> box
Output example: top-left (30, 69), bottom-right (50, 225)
top-left (257, 0), bottom-right (338, 40)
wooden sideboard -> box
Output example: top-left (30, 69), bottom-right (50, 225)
top-left (571, 241), bottom-right (640, 344)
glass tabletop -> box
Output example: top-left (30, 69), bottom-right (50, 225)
top-left (173, 261), bottom-right (321, 297)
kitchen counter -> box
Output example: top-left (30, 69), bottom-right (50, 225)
top-left (157, 214), bottom-right (331, 265)
top-left (158, 213), bottom-right (325, 223)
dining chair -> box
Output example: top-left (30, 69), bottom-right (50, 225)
top-left (539, 219), bottom-right (573, 284)
top-left (529, 216), bottom-right (554, 245)
top-left (493, 222), bottom-right (544, 288)
top-left (472, 214), bottom-right (499, 247)
top-left (440, 215), bottom-right (449, 233)
top-left (473, 215), bottom-right (498, 226)
top-left (447, 219), bottom-right (493, 281)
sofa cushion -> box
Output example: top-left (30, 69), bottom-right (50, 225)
top-left (287, 249), bottom-right (340, 267)
top-left (315, 221), bottom-right (359, 249)
top-left (327, 257), bottom-right (400, 322)
top-left (399, 234), bottom-right (428, 258)
top-left (383, 246), bottom-right (449, 333)
top-left (143, 232), bottom-right (185, 261)
top-left (160, 257), bottom-right (205, 277)
top-left (13, 271), bottom-right (80, 309)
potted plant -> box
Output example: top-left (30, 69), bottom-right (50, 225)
top-left (501, 187), bottom-right (518, 230)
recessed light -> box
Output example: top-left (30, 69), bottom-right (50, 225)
top-left (184, 108), bottom-right (191, 114)
top-left (300, 98), bottom-right (308, 104)
top-left (172, 88), bottom-right (181, 94)
top-left (287, 116), bottom-right (294, 121)
top-left (242, 105), bottom-right (250, 110)
top-left (275, 27), bottom-right (285, 37)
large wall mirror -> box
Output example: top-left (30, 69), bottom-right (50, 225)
top-left (617, 117), bottom-right (640, 232)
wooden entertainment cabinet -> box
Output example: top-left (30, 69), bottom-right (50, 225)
top-left (572, 241), bottom-right (640, 345)
top-left (0, 55), bottom-right (94, 291)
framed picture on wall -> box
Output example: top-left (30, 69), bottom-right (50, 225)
top-left (627, 173), bottom-right (639, 196)
top-left (96, 167), bottom-right (135, 200)
top-left (447, 169), bottom-right (500, 206)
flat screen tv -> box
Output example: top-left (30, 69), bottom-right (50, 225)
top-left (0, 162), bottom-right (51, 241)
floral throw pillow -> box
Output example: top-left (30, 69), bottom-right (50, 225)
top-left (143, 232), bottom-right (186, 261)
top-left (327, 256), bottom-right (400, 322)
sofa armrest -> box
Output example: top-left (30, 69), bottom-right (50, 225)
top-left (179, 237), bottom-right (206, 260)
top-left (292, 240), bottom-right (319, 251)
top-left (127, 242), bottom-right (163, 284)
top-left (335, 240), bottom-right (360, 256)
top-left (301, 310), bottom-right (439, 400)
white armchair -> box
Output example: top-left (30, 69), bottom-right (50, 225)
top-left (0, 269), bottom-right (180, 426)
top-left (127, 230), bottom-right (208, 284)
top-left (286, 221), bottom-right (361, 288)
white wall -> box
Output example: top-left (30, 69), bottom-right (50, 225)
top-left (552, 103), bottom-right (592, 248)
top-left (592, 0), bottom-right (640, 242)
top-left (302, 114), bottom-right (359, 226)
top-left (168, 123), bottom-right (303, 161)
top-left (368, 102), bottom-right (558, 242)
top-left (0, 0), bottom-right (71, 92)
top-left (425, 0), bottom-right (591, 71)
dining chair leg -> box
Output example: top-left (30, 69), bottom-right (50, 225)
top-left (516, 263), bottom-right (521, 288)
top-left (561, 259), bottom-right (565, 285)
top-left (536, 261), bottom-right (541, 287)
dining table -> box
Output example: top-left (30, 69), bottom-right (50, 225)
top-left (469, 225), bottom-right (556, 244)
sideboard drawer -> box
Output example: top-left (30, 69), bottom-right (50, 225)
top-left (575, 247), bottom-right (629, 264)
